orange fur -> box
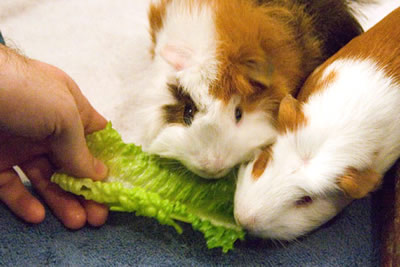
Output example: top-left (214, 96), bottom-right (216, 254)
top-left (208, 0), bottom-right (332, 121)
top-left (148, 0), bottom-right (170, 58)
top-left (298, 69), bottom-right (338, 102)
top-left (334, 7), bottom-right (400, 83)
top-left (338, 167), bottom-right (382, 199)
top-left (210, 0), bottom-right (318, 105)
top-left (252, 145), bottom-right (273, 180)
top-left (277, 94), bottom-right (307, 134)
top-left (148, 0), bottom-right (362, 120)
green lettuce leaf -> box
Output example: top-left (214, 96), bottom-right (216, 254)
top-left (51, 123), bottom-right (245, 252)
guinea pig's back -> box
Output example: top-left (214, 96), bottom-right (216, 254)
top-left (297, 7), bottom-right (400, 174)
top-left (338, 7), bottom-right (400, 82)
top-left (294, 0), bottom-right (363, 56)
top-left (256, 0), bottom-right (363, 57)
top-left (298, 7), bottom-right (400, 101)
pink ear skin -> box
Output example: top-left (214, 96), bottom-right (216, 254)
top-left (338, 167), bottom-right (383, 199)
top-left (160, 44), bottom-right (193, 71)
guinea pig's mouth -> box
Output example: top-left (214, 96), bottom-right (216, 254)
top-left (183, 163), bottom-right (232, 179)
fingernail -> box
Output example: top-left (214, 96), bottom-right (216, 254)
top-left (94, 158), bottom-right (108, 179)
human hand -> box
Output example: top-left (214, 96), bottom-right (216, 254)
top-left (0, 45), bottom-right (109, 229)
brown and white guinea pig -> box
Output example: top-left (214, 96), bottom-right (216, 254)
top-left (234, 7), bottom-right (400, 240)
top-left (117, 0), bottom-right (362, 178)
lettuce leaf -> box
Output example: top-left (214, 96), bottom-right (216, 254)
top-left (51, 123), bottom-right (245, 252)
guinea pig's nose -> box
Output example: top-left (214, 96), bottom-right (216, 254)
top-left (197, 157), bottom-right (230, 178)
top-left (234, 211), bottom-right (257, 229)
top-left (202, 157), bottom-right (222, 170)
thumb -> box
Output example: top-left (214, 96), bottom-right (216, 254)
top-left (49, 112), bottom-right (108, 180)
top-left (31, 60), bottom-right (109, 179)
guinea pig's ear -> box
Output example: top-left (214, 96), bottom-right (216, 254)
top-left (277, 94), bottom-right (306, 133)
top-left (148, 1), bottom-right (168, 57)
top-left (251, 146), bottom-right (273, 180)
top-left (160, 43), bottom-right (194, 71)
top-left (245, 59), bottom-right (274, 92)
top-left (338, 167), bottom-right (382, 199)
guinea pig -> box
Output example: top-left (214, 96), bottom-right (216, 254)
top-left (115, 0), bottom-right (363, 178)
top-left (234, 7), bottom-right (400, 240)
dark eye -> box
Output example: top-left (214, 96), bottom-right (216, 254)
top-left (295, 196), bottom-right (313, 207)
top-left (235, 106), bottom-right (243, 123)
top-left (183, 103), bottom-right (195, 126)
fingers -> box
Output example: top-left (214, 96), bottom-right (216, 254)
top-left (79, 199), bottom-right (109, 227)
top-left (21, 157), bottom-right (109, 229)
top-left (0, 169), bottom-right (45, 224)
top-left (21, 157), bottom-right (87, 230)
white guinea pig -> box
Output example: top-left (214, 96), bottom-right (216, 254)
top-left (116, 0), bottom-right (362, 178)
top-left (234, 7), bottom-right (400, 240)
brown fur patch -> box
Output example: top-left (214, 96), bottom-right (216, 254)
top-left (240, 84), bottom-right (286, 121)
top-left (207, 0), bottom-right (339, 129)
top-left (297, 68), bottom-right (337, 102)
top-left (277, 94), bottom-right (307, 134)
top-left (149, 0), bottom-right (362, 122)
top-left (210, 0), bottom-right (313, 104)
top-left (252, 145), bottom-right (273, 180)
top-left (148, 0), bottom-right (170, 58)
top-left (208, 0), bottom-right (363, 120)
top-left (162, 84), bottom-right (198, 125)
top-left (338, 167), bottom-right (382, 199)
top-left (335, 7), bottom-right (400, 84)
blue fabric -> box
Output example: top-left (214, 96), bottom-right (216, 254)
top-left (0, 185), bottom-right (381, 266)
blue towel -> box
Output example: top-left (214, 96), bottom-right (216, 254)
top-left (0, 185), bottom-right (380, 266)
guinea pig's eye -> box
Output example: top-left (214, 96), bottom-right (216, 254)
top-left (183, 103), bottom-right (195, 126)
top-left (235, 106), bottom-right (243, 123)
top-left (295, 196), bottom-right (313, 207)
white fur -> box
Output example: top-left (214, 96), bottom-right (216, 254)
top-left (234, 58), bottom-right (400, 240)
top-left (1, 0), bottom-right (277, 178)
top-left (1, 0), bottom-right (396, 180)
top-left (128, 0), bottom-right (278, 178)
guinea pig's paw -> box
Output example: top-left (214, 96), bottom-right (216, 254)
top-left (338, 167), bottom-right (382, 199)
